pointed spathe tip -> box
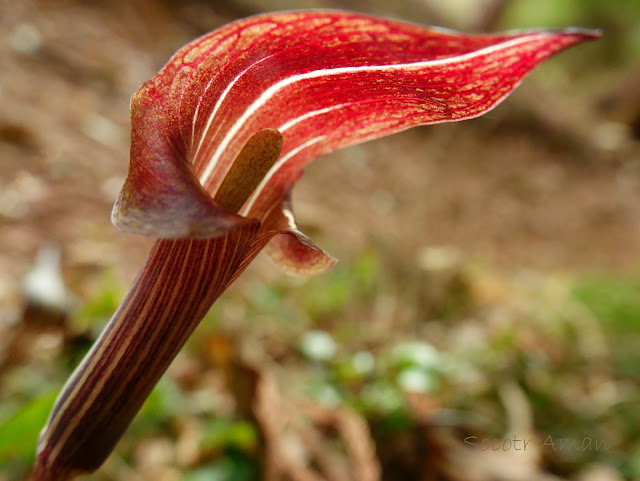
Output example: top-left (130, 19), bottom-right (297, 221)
top-left (559, 26), bottom-right (603, 40)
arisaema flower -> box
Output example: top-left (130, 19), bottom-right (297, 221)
top-left (32, 10), bottom-right (599, 481)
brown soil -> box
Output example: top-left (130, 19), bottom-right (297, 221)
top-left (1, 0), bottom-right (639, 311)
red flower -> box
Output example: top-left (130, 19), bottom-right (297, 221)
top-left (32, 11), bottom-right (599, 481)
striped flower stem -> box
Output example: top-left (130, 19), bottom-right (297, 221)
top-left (31, 10), bottom-right (600, 480)
top-left (31, 130), bottom-right (282, 481)
top-left (32, 232), bottom-right (255, 480)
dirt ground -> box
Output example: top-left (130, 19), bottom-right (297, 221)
top-left (1, 0), bottom-right (639, 308)
top-left (2, 1), bottom-right (640, 480)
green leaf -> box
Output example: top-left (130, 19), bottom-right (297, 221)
top-left (183, 453), bottom-right (258, 481)
top-left (572, 276), bottom-right (640, 331)
top-left (201, 419), bottom-right (258, 452)
top-left (0, 390), bottom-right (58, 463)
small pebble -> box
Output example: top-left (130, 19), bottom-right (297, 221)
top-left (300, 330), bottom-right (337, 362)
top-left (9, 23), bottom-right (43, 54)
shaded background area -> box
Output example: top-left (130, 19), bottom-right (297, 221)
top-left (1, 0), bottom-right (640, 480)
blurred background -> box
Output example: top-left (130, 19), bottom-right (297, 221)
top-left (1, 0), bottom-right (640, 480)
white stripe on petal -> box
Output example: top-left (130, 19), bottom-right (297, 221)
top-left (278, 103), bottom-right (350, 133)
top-left (197, 34), bottom-right (542, 186)
top-left (193, 54), bottom-right (274, 161)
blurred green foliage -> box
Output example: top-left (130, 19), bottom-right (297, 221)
top-left (0, 390), bottom-right (57, 468)
top-left (503, 0), bottom-right (640, 65)
top-left (573, 276), bottom-right (640, 332)
top-left (71, 277), bottom-right (123, 332)
top-left (201, 419), bottom-right (258, 453)
top-left (182, 453), bottom-right (259, 481)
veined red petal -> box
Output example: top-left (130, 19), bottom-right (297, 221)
top-left (111, 90), bottom-right (251, 238)
top-left (262, 193), bottom-right (337, 276)
top-left (120, 10), bottom-right (599, 269)
top-left (112, 125), bottom-right (281, 238)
